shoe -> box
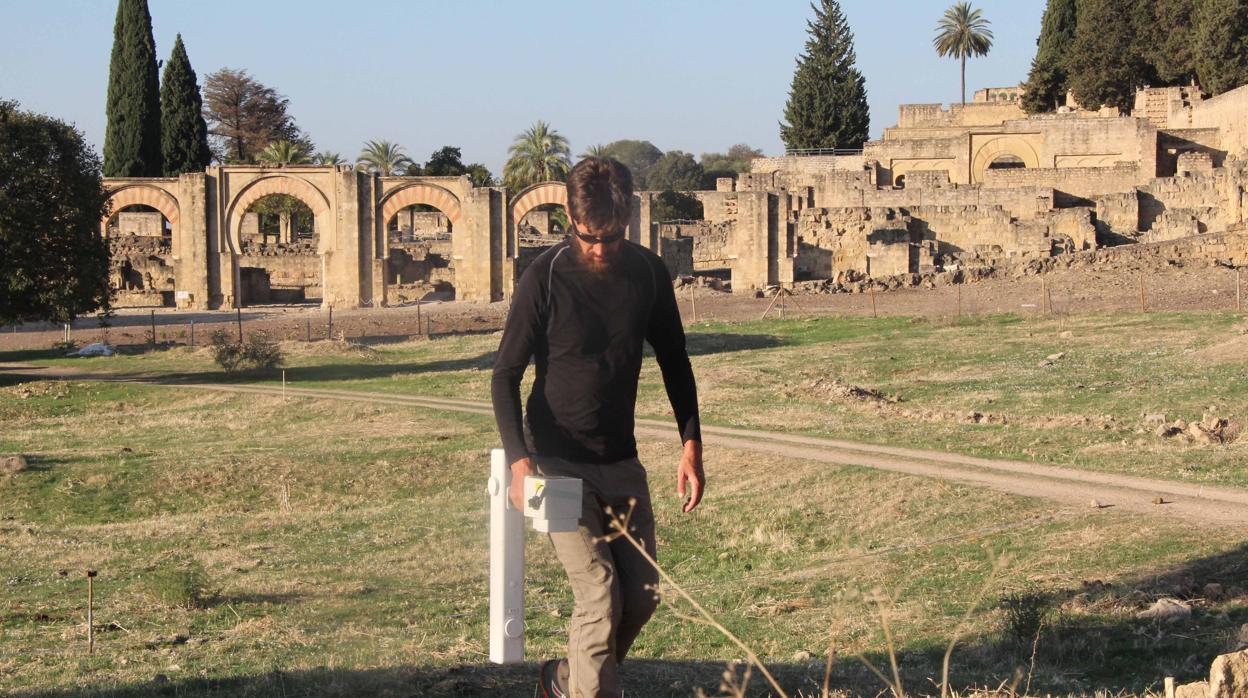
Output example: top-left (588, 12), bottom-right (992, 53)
top-left (538, 658), bottom-right (569, 698)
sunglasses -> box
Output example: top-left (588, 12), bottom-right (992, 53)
top-left (572, 226), bottom-right (625, 245)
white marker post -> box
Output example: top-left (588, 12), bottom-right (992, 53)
top-left (488, 449), bottom-right (525, 664)
top-left (487, 448), bottom-right (581, 664)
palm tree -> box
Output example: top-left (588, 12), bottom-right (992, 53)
top-left (312, 150), bottom-right (346, 166)
top-left (503, 120), bottom-right (571, 191)
top-left (256, 140), bottom-right (310, 165)
top-left (580, 143), bottom-right (607, 159)
top-left (933, 2), bottom-right (994, 105)
top-left (357, 140), bottom-right (413, 176)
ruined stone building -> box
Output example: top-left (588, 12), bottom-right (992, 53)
top-left (99, 83), bottom-right (1248, 309)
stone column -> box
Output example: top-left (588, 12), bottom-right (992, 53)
top-left (321, 167), bottom-right (364, 308)
top-left (730, 191), bottom-right (771, 291)
top-left (175, 172), bottom-right (210, 309)
top-left (458, 186), bottom-right (505, 302)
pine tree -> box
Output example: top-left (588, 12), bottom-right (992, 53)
top-left (1196, 0), bottom-right (1248, 96)
top-left (1066, 0), bottom-right (1150, 111)
top-left (1021, 0), bottom-right (1076, 114)
top-left (160, 34), bottom-right (211, 176)
top-left (103, 0), bottom-right (161, 177)
top-left (780, 0), bottom-right (870, 151)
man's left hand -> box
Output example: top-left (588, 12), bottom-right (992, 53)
top-left (676, 439), bottom-right (704, 513)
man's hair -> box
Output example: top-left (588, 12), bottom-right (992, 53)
top-left (566, 157), bottom-right (633, 234)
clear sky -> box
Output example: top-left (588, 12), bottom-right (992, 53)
top-left (1, 1), bottom-right (1044, 175)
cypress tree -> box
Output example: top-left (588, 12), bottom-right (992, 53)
top-left (1065, 0), bottom-right (1150, 111)
top-left (160, 34), bottom-right (210, 175)
top-left (1021, 0), bottom-right (1076, 114)
top-left (780, 0), bottom-right (870, 151)
top-left (1196, 0), bottom-right (1248, 96)
top-left (103, 0), bottom-right (161, 177)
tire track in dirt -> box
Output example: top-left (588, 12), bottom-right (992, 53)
top-left (170, 382), bottom-right (1248, 527)
top-left (5, 363), bottom-right (1245, 525)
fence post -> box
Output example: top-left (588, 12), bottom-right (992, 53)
top-left (690, 283), bottom-right (697, 324)
top-left (1138, 272), bottom-right (1146, 313)
top-left (236, 307), bottom-right (243, 342)
top-left (870, 285), bottom-right (878, 318)
top-left (327, 305), bottom-right (333, 340)
top-left (150, 310), bottom-right (156, 346)
top-left (189, 320), bottom-right (195, 347)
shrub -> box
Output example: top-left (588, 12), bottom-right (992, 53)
top-left (242, 331), bottom-right (282, 370)
top-left (209, 330), bottom-right (282, 372)
top-left (1001, 590), bottom-right (1051, 646)
top-left (143, 556), bottom-right (213, 609)
top-left (208, 329), bottom-right (244, 371)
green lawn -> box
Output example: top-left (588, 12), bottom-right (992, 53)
top-left (2, 310), bottom-right (1246, 696)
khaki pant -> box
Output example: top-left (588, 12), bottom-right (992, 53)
top-left (534, 455), bottom-right (660, 698)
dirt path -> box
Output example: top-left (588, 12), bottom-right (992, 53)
top-left (6, 362), bottom-right (1247, 526)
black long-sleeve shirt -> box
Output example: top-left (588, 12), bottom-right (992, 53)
top-left (491, 240), bottom-right (701, 467)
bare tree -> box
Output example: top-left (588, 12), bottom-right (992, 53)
top-left (202, 68), bottom-right (311, 163)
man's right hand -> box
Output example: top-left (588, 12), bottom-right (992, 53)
top-left (509, 458), bottom-right (534, 512)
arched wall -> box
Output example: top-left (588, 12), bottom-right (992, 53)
top-left (225, 175), bottom-right (333, 254)
top-left (510, 181), bottom-right (568, 225)
top-left (378, 183), bottom-right (463, 226)
top-left (970, 136), bottom-right (1041, 183)
top-left (101, 184), bottom-right (181, 231)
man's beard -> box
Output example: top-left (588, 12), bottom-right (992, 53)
top-left (574, 243), bottom-right (617, 278)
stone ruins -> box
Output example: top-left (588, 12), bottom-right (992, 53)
top-left (100, 83), bottom-right (1248, 309)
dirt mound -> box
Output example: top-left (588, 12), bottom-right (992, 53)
top-left (1187, 331), bottom-right (1248, 366)
top-left (279, 339), bottom-right (380, 359)
top-left (1155, 414), bottom-right (1243, 444)
top-left (5, 381), bottom-right (71, 400)
top-left (804, 378), bottom-right (898, 404)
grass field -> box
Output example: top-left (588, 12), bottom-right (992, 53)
top-left (2, 310), bottom-right (1246, 697)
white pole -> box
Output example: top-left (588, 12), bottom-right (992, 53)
top-left (488, 448), bottom-right (525, 664)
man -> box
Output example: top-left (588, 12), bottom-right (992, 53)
top-left (492, 157), bottom-right (705, 698)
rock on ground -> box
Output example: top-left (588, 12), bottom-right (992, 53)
top-left (1210, 648), bottom-right (1248, 698)
top-left (2, 455), bottom-right (29, 476)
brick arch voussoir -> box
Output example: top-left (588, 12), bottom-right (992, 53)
top-left (230, 176), bottom-right (332, 220)
top-left (103, 186), bottom-right (181, 226)
top-left (380, 184), bottom-right (463, 226)
top-left (511, 182), bottom-right (568, 224)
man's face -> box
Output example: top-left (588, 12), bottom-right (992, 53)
top-left (570, 217), bottom-right (624, 276)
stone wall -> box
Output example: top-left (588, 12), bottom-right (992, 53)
top-left (236, 253), bottom-right (321, 304)
top-left (981, 164), bottom-right (1140, 206)
top-left (108, 234), bottom-right (174, 307)
top-left (1190, 84), bottom-right (1248, 155)
top-left (749, 154), bottom-right (865, 174)
top-left (113, 212), bottom-right (164, 236)
top-left (658, 236), bottom-right (693, 278)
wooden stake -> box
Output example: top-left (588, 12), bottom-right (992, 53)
top-left (869, 285), bottom-right (878, 318)
top-left (690, 283), bottom-right (697, 324)
top-left (779, 286), bottom-right (786, 320)
top-left (760, 287), bottom-right (783, 320)
top-left (327, 305), bottom-right (333, 340)
top-left (282, 370), bottom-right (287, 401)
top-left (1138, 272), bottom-right (1146, 313)
top-left (416, 298), bottom-right (423, 337)
top-left (956, 284), bottom-right (962, 319)
top-left (1237, 268), bottom-right (1242, 313)
top-left (306, 317), bottom-right (311, 342)
top-left (86, 570), bottom-right (97, 654)
top-left (149, 310), bottom-right (156, 346)
top-left (1041, 277), bottom-right (1048, 314)
top-left (189, 320), bottom-right (195, 347)
top-left (236, 307), bottom-right (243, 342)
